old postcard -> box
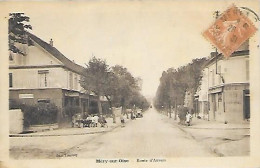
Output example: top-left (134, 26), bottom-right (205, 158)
top-left (0, 0), bottom-right (260, 168)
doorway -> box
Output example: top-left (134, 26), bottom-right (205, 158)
top-left (243, 90), bottom-right (250, 120)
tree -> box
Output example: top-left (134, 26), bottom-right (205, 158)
top-left (111, 65), bottom-right (140, 115)
top-left (81, 58), bottom-right (148, 122)
top-left (154, 58), bottom-right (207, 119)
top-left (9, 13), bottom-right (32, 56)
top-left (80, 57), bottom-right (111, 115)
top-left (103, 71), bottom-right (119, 123)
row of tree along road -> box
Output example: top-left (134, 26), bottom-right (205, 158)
top-left (154, 58), bottom-right (207, 119)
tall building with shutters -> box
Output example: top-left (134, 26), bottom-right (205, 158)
top-left (9, 32), bottom-right (98, 121)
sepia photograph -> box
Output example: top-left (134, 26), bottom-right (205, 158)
top-left (1, 0), bottom-right (260, 167)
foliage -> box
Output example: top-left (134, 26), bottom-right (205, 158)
top-left (128, 91), bottom-right (150, 110)
top-left (10, 103), bottom-right (58, 127)
top-left (111, 65), bottom-right (140, 110)
top-left (80, 57), bottom-right (111, 114)
top-left (154, 58), bottom-right (207, 112)
top-left (80, 57), bottom-right (149, 115)
top-left (177, 106), bottom-right (189, 121)
top-left (64, 105), bottom-right (81, 120)
top-left (9, 13), bottom-right (32, 56)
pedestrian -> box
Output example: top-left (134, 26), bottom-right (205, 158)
top-left (120, 114), bottom-right (125, 127)
top-left (86, 115), bottom-right (92, 127)
top-left (186, 112), bottom-right (192, 126)
top-left (99, 115), bottom-right (107, 127)
top-left (93, 115), bottom-right (99, 127)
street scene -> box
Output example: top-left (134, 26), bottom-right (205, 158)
top-left (7, 1), bottom-right (258, 160)
top-left (10, 108), bottom-right (249, 159)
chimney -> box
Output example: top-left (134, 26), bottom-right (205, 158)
top-left (210, 52), bottom-right (217, 58)
top-left (50, 39), bottom-right (53, 46)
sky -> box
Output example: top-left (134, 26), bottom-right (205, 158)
top-left (12, 0), bottom-right (258, 98)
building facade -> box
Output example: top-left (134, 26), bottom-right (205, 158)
top-left (194, 70), bottom-right (209, 119)
top-left (199, 42), bottom-right (250, 123)
top-left (9, 33), bottom-right (98, 121)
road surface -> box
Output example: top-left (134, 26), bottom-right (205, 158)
top-left (67, 108), bottom-right (215, 158)
top-left (10, 108), bottom-right (216, 159)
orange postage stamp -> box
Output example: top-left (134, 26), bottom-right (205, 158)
top-left (203, 5), bottom-right (257, 57)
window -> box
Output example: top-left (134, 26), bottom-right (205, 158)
top-left (9, 73), bottom-right (13, 88)
top-left (218, 65), bottom-right (221, 84)
top-left (38, 70), bottom-right (49, 87)
top-left (74, 74), bottom-right (78, 90)
top-left (212, 69), bottom-right (215, 86)
top-left (38, 99), bottom-right (50, 103)
top-left (69, 72), bottom-right (73, 89)
top-left (246, 60), bottom-right (249, 81)
top-left (218, 93), bottom-right (222, 102)
top-left (9, 54), bottom-right (14, 61)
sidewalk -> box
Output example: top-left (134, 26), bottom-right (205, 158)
top-left (10, 116), bottom-right (129, 137)
top-left (182, 117), bottom-right (250, 130)
top-left (163, 114), bottom-right (250, 156)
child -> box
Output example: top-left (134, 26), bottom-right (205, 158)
top-left (120, 114), bottom-right (125, 127)
top-left (186, 112), bottom-right (193, 126)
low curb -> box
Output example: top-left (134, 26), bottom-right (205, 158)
top-left (9, 118), bottom-right (131, 138)
top-left (9, 130), bottom-right (107, 137)
top-left (182, 126), bottom-right (250, 130)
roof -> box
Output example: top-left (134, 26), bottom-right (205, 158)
top-left (202, 50), bottom-right (249, 68)
top-left (27, 32), bottom-right (85, 74)
top-left (203, 40), bottom-right (249, 68)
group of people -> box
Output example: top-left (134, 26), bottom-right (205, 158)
top-left (86, 115), bottom-right (100, 127)
top-left (72, 114), bottom-right (108, 128)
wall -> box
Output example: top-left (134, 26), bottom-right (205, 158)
top-left (10, 67), bottom-right (67, 89)
top-left (207, 55), bottom-right (249, 88)
top-left (9, 109), bottom-right (24, 134)
top-left (9, 43), bottom-right (83, 92)
top-left (9, 88), bottom-right (63, 108)
top-left (209, 93), bottom-right (225, 122)
top-left (224, 84), bottom-right (249, 123)
top-left (10, 43), bottom-right (62, 67)
top-left (209, 83), bottom-right (249, 123)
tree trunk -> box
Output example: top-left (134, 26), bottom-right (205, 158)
top-left (126, 109), bottom-right (129, 119)
top-left (97, 95), bottom-right (102, 115)
top-left (174, 98), bottom-right (177, 120)
top-left (169, 106), bottom-right (172, 118)
top-left (105, 95), bottom-right (116, 123)
top-left (169, 101), bottom-right (172, 118)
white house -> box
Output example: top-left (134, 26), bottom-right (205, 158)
top-left (199, 41), bottom-right (250, 123)
top-left (9, 32), bottom-right (98, 121)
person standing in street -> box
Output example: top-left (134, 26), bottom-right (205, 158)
top-left (93, 115), bottom-right (99, 127)
top-left (186, 112), bottom-right (192, 126)
top-left (120, 114), bottom-right (125, 127)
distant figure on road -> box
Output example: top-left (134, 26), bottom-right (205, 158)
top-left (186, 112), bottom-right (192, 126)
top-left (120, 114), bottom-right (125, 127)
top-left (99, 115), bottom-right (107, 128)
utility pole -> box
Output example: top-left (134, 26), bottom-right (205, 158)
top-left (214, 11), bottom-right (220, 75)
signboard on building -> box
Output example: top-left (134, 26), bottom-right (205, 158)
top-left (19, 94), bottom-right (34, 99)
top-left (65, 92), bottom-right (79, 97)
